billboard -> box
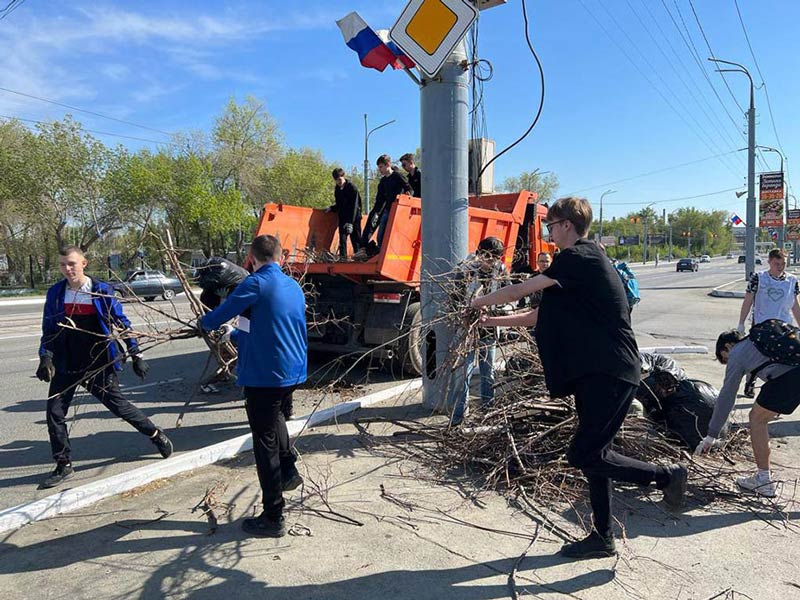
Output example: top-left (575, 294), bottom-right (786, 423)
top-left (759, 171), bottom-right (784, 227)
top-left (647, 234), bottom-right (666, 245)
top-left (618, 235), bottom-right (640, 246)
top-left (787, 209), bottom-right (800, 241)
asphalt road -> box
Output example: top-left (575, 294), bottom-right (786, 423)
top-left (0, 258), bottom-right (748, 511)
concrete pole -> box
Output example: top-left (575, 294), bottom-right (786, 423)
top-left (420, 41), bottom-right (469, 410)
top-left (669, 224), bottom-right (673, 261)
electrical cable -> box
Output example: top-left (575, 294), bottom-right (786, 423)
top-left (477, 0), bottom-right (544, 182)
top-left (623, 0), bottom-right (744, 167)
top-left (732, 0), bottom-right (790, 195)
top-left (578, 0), bottom-right (742, 180)
top-left (0, 114), bottom-right (176, 146)
top-left (565, 149), bottom-right (741, 195)
top-left (0, 86), bottom-right (175, 137)
top-left (603, 186), bottom-right (741, 206)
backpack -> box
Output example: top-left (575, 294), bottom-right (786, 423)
top-left (749, 319), bottom-right (800, 371)
top-left (614, 261), bottom-right (640, 308)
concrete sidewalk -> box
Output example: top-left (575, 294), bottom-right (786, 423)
top-left (2, 354), bottom-right (800, 599)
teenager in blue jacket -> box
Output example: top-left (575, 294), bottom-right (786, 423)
top-left (200, 234), bottom-right (308, 538)
top-left (36, 246), bottom-right (172, 489)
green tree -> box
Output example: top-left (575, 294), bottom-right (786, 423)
top-left (212, 96), bottom-right (282, 209)
top-left (261, 148), bottom-right (334, 208)
top-left (500, 170), bottom-right (559, 202)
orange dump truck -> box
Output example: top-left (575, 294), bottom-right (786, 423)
top-left (251, 191), bottom-right (555, 376)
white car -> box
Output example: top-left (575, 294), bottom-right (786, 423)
top-left (700, 255), bottom-right (711, 263)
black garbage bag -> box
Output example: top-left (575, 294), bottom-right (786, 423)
top-left (637, 352), bottom-right (687, 414)
top-left (657, 379), bottom-right (719, 449)
top-left (197, 257), bottom-right (248, 309)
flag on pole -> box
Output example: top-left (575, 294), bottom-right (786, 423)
top-left (731, 214), bottom-right (744, 225)
top-left (376, 29), bottom-right (416, 69)
top-left (336, 12), bottom-right (400, 72)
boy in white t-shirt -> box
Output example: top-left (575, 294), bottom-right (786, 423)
top-left (737, 248), bottom-right (800, 396)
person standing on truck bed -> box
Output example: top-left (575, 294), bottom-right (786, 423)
top-left (360, 154), bottom-right (412, 255)
top-left (327, 167), bottom-right (362, 258)
top-left (400, 152), bottom-right (421, 198)
top-left (471, 196), bottom-right (688, 560)
top-left (199, 234), bottom-right (307, 538)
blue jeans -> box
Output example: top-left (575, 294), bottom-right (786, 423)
top-left (376, 210), bottom-right (390, 248)
top-left (449, 341), bottom-right (495, 425)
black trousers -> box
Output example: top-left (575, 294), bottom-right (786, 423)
top-left (567, 374), bottom-right (667, 537)
top-left (338, 220), bottom-right (362, 257)
top-left (244, 386), bottom-right (298, 520)
top-left (47, 368), bottom-right (158, 464)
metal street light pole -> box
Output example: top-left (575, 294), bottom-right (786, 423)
top-left (363, 115), bottom-right (396, 214)
top-left (598, 189), bottom-right (616, 238)
top-left (709, 57), bottom-right (755, 280)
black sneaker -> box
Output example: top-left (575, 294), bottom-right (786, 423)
top-left (282, 469), bottom-right (304, 492)
top-left (661, 463), bottom-right (688, 510)
top-left (242, 514), bottom-right (285, 538)
top-left (151, 430), bottom-right (173, 458)
top-left (39, 463), bottom-right (74, 490)
top-left (743, 383), bottom-right (756, 399)
top-left (559, 531), bottom-right (617, 559)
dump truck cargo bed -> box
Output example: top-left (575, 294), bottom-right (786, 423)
top-left (254, 192), bottom-right (533, 284)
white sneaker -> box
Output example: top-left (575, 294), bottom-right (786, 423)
top-left (736, 473), bottom-right (777, 498)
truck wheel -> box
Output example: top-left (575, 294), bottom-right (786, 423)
top-left (396, 302), bottom-right (424, 376)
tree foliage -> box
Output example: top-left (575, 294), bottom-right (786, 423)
top-left (500, 170), bottom-right (559, 203)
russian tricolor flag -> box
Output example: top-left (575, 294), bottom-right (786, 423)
top-left (731, 214), bottom-right (744, 225)
top-left (337, 12), bottom-right (415, 72)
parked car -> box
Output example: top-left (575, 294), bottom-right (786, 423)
top-left (726, 253), bottom-right (734, 259)
top-left (700, 255), bottom-right (711, 263)
top-left (676, 258), bottom-right (699, 272)
top-left (737, 255), bottom-right (762, 265)
top-left (112, 270), bottom-right (184, 301)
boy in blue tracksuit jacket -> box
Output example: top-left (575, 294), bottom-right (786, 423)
top-left (36, 246), bottom-right (172, 490)
top-left (200, 234), bottom-right (307, 538)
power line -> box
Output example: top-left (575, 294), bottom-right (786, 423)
top-left (0, 0), bottom-right (26, 21)
top-left (604, 186), bottom-right (741, 206)
top-left (684, 0), bottom-right (745, 113)
top-left (684, 0), bottom-right (770, 172)
top-left (565, 150), bottom-right (741, 195)
top-left (0, 86), bottom-right (175, 137)
top-left (732, 0), bottom-right (788, 176)
top-left (578, 0), bottom-right (742, 180)
top-left (623, 0), bottom-right (743, 163)
top-left (0, 114), bottom-right (175, 146)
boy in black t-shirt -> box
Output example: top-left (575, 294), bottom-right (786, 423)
top-left (472, 197), bottom-right (688, 560)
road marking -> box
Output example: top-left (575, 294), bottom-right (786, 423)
top-left (0, 378), bottom-right (423, 534)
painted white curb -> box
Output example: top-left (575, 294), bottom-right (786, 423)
top-left (639, 346), bottom-right (708, 355)
top-left (710, 278), bottom-right (746, 299)
top-left (0, 378), bottom-right (422, 534)
top-left (0, 297), bottom-right (45, 306)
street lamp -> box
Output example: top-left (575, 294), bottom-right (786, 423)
top-left (709, 57), bottom-right (755, 280)
top-left (598, 189), bottom-right (616, 238)
top-left (364, 114), bottom-right (396, 214)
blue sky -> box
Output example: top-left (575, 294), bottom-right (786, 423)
top-left (1, 1), bottom-right (797, 221)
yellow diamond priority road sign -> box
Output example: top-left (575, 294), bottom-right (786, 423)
top-left (389, 0), bottom-right (478, 78)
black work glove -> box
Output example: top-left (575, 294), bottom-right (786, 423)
top-left (343, 223), bottom-right (354, 235)
top-left (36, 353), bottom-right (55, 383)
top-left (132, 355), bottom-right (150, 379)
